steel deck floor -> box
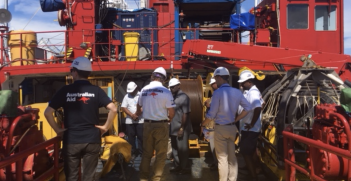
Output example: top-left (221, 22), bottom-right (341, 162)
top-left (98, 153), bottom-right (269, 181)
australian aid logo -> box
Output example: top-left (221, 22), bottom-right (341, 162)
top-left (66, 92), bottom-right (95, 104)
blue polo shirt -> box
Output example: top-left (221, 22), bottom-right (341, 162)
top-left (206, 83), bottom-right (251, 125)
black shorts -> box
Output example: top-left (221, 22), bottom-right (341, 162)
top-left (239, 131), bottom-right (260, 155)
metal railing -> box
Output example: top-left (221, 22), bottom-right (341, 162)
top-left (0, 136), bottom-right (63, 181)
top-left (0, 27), bottom-right (238, 66)
top-left (283, 111), bottom-right (351, 181)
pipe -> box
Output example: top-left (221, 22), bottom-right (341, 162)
top-left (317, 86), bottom-right (320, 104)
top-left (284, 125), bottom-right (292, 181)
top-left (345, 80), bottom-right (351, 88)
top-left (4, 0), bottom-right (8, 64)
top-left (340, 0), bottom-right (344, 54)
top-left (6, 113), bottom-right (33, 154)
top-left (0, 29), bottom-right (3, 65)
top-left (0, 137), bottom-right (63, 181)
top-left (326, 73), bottom-right (344, 85)
top-left (282, 131), bottom-right (351, 159)
top-left (19, 85), bottom-right (22, 106)
top-left (283, 111), bottom-right (351, 181)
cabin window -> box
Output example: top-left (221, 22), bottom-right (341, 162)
top-left (287, 4), bottom-right (309, 29)
top-left (315, 5), bottom-right (337, 31)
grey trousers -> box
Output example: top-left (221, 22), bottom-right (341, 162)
top-left (170, 130), bottom-right (189, 169)
top-left (62, 143), bottom-right (100, 181)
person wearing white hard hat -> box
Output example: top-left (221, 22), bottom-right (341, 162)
top-left (202, 77), bottom-right (218, 170)
top-left (121, 81), bottom-right (144, 161)
top-left (237, 70), bottom-right (264, 181)
top-left (204, 77), bottom-right (218, 108)
top-left (168, 78), bottom-right (191, 174)
top-left (153, 67), bottom-right (167, 78)
top-left (136, 67), bottom-right (175, 181)
top-left (202, 67), bottom-right (251, 181)
top-left (44, 57), bottom-right (117, 181)
top-left (237, 70), bottom-right (256, 83)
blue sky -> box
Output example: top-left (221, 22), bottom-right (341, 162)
top-left (3, 0), bottom-right (351, 55)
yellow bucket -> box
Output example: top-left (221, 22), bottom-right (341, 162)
top-left (123, 32), bottom-right (139, 61)
top-left (8, 30), bottom-right (37, 66)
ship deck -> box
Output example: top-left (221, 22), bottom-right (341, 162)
top-left (97, 153), bottom-right (269, 181)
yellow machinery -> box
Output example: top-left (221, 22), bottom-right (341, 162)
top-left (8, 30), bottom-right (37, 66)
top-left (203, 73), bottom-right (214, 99)
top-left (99, 135), bottom-right (132, 178)
top-left (238, 66), bottom-right (266, 81)
top-left (28, 103), bottom-right (62, 140)
top-left (26, 76), bottom-right (128, 180)
top-left (29, 76), bottom-right (119, 142)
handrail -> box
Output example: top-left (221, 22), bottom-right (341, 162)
top-left (6, 113), bottom-right (33, 154)
top-left (1, 27), bottom-right (236, 65)
top-left (0, 136), bottom-right (62, 181)
top-left (283, 111), bottom-right (351, 181)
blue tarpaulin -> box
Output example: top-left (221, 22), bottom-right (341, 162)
top-left (40, 0), bottom-right (65, 12)
top-left (230, 12), bottom-right (255, 30)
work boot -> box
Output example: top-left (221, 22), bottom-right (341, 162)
top-left (169, 167), bottom-right (181, 173)
top-left (177, 169), bottom-right (191, 175)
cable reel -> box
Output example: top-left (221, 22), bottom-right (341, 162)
top-left (179, 75), bottom-right (204, 136)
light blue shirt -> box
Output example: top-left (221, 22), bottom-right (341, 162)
top-left (206, 83), bottom-right (251, 125)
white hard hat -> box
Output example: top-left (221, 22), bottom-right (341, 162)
top-left (238, 70), bottom-right (255, 83)
top-left (168, 78), bottom-right (180, 87)
top-left (70, 57), bottom-right (92, 71)
top-left (153, 67), bottom-right (167, 77)
top-left (213, 67), bottom-right (230, 77)
top-left (127, 82), bottom-right (137, 93)
top-left (209, 77), bottom-right (216, 85)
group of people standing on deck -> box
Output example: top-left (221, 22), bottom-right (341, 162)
top-left (44, 56), bottom-right (263, 181)
top-left (202, 67), bottom-right (263, 181)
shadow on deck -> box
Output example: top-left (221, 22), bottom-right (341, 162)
top-left (98, 153), bottom-right (269, 181)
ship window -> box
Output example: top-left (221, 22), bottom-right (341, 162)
top-left (315, 5), bottom-right (337, 31)
top-left (287, 4), bottom-right (309, 29)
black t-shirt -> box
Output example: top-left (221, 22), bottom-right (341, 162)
top-left (49, 80), bottom-right (112, 144)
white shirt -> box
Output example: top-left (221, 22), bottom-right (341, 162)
top-left (138, 81), bottom-right (175, 120)
top-left (238, 85), bottom-right (264, 132)
top-left (121, 92), bottom-right (144, 124)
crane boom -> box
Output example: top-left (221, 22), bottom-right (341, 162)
top-left (181, 39), bottom-right (351, 75)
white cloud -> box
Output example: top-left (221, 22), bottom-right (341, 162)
top-left (241, 5), bottom-right (247, 13)
top-left (0, 0), bottom-right (21, 8)
top-left (13, 1), bottom-right (40, 15)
